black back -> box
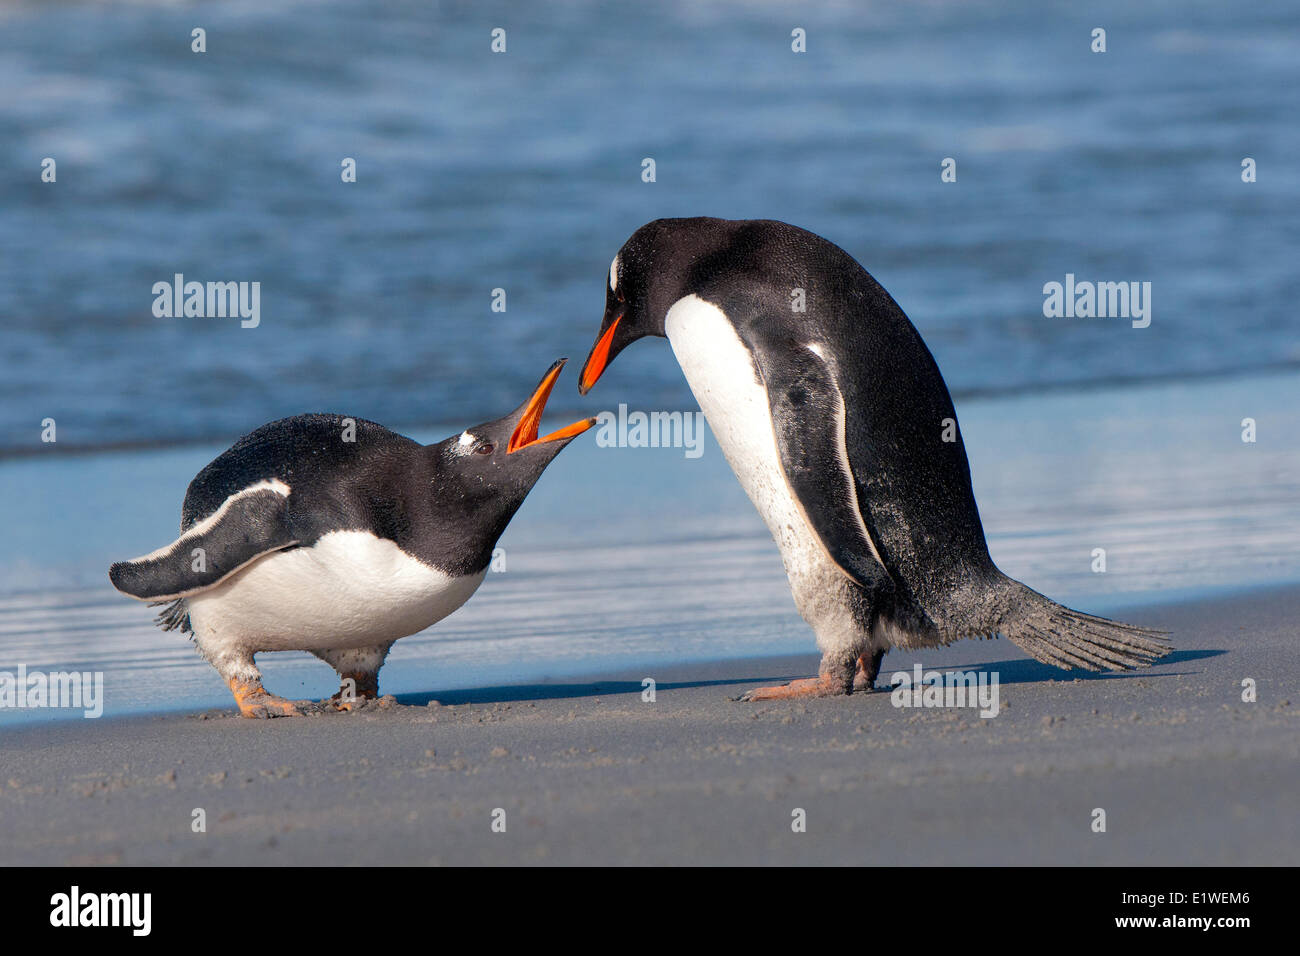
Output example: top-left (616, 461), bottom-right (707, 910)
top-left (625, 218), bottom-right (999, 626)
top-left (183, 415), bottom-right (509, 577)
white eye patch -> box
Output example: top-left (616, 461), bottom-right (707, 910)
top-left (609, 255), bottom-right (620, 292)
top-left (456, 431), bottom-right (476, 451)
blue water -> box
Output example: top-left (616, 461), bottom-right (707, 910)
top-left (1, 0), bottom-right (1297, 453)
top-left (1, 1), bottom-right (1298, 723)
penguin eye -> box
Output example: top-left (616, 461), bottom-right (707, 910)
top-left (475, 442), bottom-right (494, 455)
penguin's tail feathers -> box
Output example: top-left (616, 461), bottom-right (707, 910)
top-left (997, 581), bottom-right (1170, 671)
top-left (150, 598), bottom-right (192, 635)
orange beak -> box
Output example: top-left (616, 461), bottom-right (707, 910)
top-left (578, 314), bottom-right (621, 395)
top-left (508, 360), bottom-right (597, 453)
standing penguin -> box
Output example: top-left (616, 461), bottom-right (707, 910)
top-left (109, 360), bottom-right (593, 717)
top-left (578, 218), bottom-right (1169, 699)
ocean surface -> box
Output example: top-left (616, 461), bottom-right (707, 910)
top-left (0, 1), bottom-right (1297, 722)
top-left (1, 0), bottom-right (1297, 452)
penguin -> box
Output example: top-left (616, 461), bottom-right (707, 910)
top-left (109, 360), bottom-right (594, 718)
top-left (578, 218), bottom-right (1170, 699)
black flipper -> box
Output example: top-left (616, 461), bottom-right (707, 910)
top-left (741, 332), bottom-right (892, 594)
top-left (109, 484), bottom-right (298, 601)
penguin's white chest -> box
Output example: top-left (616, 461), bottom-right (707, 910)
top-left (186, 531), bottom-right (486, 652)
top-left (665, 295), bottom-right (826, 580)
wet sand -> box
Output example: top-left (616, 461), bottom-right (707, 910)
top-left (2, 583), bottom-right (1296, 866)
top-left (3, 371), bottom-right (1297, 723)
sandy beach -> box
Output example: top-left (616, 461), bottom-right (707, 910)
top-left (2, 582), bottom-right (1296, 866)
top-left (2, 373), bottom-right (1297, 866)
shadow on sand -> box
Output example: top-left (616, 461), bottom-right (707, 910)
top-left (392, 676), bottom-right (772, 708)
top-left (392, 649), bottom-right (1222, 706)
top-left (934, 648), bottom-right (1221, 686)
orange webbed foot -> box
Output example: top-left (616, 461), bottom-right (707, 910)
top-left (738, 674), bottom-right (843, 702)
top-left (229, 679), bottom-right (305, 719)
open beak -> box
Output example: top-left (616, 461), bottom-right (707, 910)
top-left (507, 359), bottom-right (597, 453)
top-left (578, 314), bottom-right (621, 395)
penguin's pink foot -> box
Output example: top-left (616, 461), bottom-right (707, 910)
top-left (852, 649), bottom-right (888, 693)
top-left (229, 678), bottom-right (304, 719)
top-left (739, 674), bottom-right (843, 701)
top-left (326, 672), bottom-right (379, 711)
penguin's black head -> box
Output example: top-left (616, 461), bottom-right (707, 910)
top-left (578, 217), bottom-right (730, 395)
top-left (432, 359), bottom-right (595, 522)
